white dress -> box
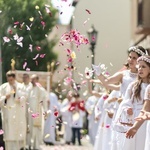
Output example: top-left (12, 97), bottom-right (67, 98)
top-left (94, 91), bottom-right (120, 150)
top-left (144, 84), bottom-right (150, 150)
top-left (85, 96), bottom-right (99, 145)
top-left (111, 70), bottom-right (137, 150)
top-left (113, 82), bottom-right (148, 150)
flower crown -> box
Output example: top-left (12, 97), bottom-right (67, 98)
top-left (137, 56), bottom-right (150, 64)
top-left (128, 46), bottom-right (146, 56)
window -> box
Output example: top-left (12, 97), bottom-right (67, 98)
top-left (137, 0), bottom-right (143, 26)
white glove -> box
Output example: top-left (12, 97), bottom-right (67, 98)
top-left (92, 64), bottom-right (101, 76)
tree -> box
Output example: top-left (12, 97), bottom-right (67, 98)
top-left (0, 0), bottom-right (58, 82)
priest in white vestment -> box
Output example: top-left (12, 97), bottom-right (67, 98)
top-left (27, 74), bottom-right (47, 150)
top-left (0, 71), bottom-right (27, 150)
top-left (22, 73), bottom-right (32, 149)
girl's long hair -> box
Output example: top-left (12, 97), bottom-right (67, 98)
top-left (132, 57), bottom-right (150, 101)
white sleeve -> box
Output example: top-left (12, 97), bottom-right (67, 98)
top-left (85, 97), bottom-right (92, 113)
top-left (39, 87), bottom-right (48, 112)
top-left (0, 85), bottom-right (6, 106)
top-left (95, 96), bottom-right (104, 117)
top-left (144, 85), bottom-right (150, 100)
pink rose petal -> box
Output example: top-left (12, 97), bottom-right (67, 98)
top-left (31, 113), bottom-right (39, 118)
top-left (23, 62), bottom-right (27, 69)
top-left (3, 37), bottom-right (10, 43)
top-left (29, 44), bottom-right (33, 52)
top-left (41, 21), bottom-right (45, 27)
top-left (33, 54), bottom-right (39, 60)
top-left (54, 111), bottom-right (59, 117)
top-left (85, 9), bottom-right (91, 14)
top-left (26, 68), bottom-right (30, 71)
top-left (36, 46), bottom-right (41, 51)
top-left (106, 124), bottom-right (110, 128)
top-left (14, 21), bottom-right (19, 25)
top-left (0, 129), bottom-right (4, 135)
top-left (0, 147), bottom-right (3, 150)
top-left (40, 54), bottom-right (46, 58)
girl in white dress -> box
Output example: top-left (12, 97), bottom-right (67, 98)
top-left (93, 46), bottom-right (147, 150)
top-left (126, 56), bottom-right (150, 150)
top-left (94, 90), bottom-right (120, 150)
top-left (116, 55), bottom-right (150, 150)
top-left (85, 78), bottom-right (102, 145)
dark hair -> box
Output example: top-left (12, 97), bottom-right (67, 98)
top-left (23, 73), bottom-right (29, 77)
top-left (133, 55), bottom-right (150, 100)
top-left (123, 62), bottom-right (129, 69)
top-left (36, 76), bottom-right (39, 80)
top-left (73, 93), bottom-right (80, 98)
top-left (6, 71), bottom-right (16, 78)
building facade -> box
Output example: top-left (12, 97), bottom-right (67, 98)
top-left (50, 0), bottom-right (132, 85)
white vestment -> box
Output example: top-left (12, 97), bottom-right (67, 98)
top-left (0, 81), bottom-right (27, 150)
top-left (44, 92), bottom-right (59, 144)
top-left (22, 82), bottom-right (32, 148)
top-left (28, 85), bottom-right (46, 149)
top-left (60, 98), bottom-right (72, 143)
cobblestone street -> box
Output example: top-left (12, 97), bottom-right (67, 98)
top-left (41, 136), bottom-right (93, 150)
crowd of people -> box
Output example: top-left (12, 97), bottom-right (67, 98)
top-left (0, 45), bottom-right (150, 150)
top-left (0, 71), bottom-right (87, 150)
top-left (85, 46), bottom-right (150, 150)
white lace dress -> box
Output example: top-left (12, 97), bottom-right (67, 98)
top-left (144, 84), bottom-right (150, 150)
top-left (111, 70), bottom-right (137, 150)
top-left (113, 82), bottom-right (148, 150)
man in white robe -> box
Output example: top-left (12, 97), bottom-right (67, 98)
top-left (22, 73), bottom-right (32, 149)
top-left (28, 74), bottom-right (47, 150)
top-left (0, 71), bottom-right (27, 150)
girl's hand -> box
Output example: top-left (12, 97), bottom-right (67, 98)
top-left (107, 111), bottom-right (114, 118)
top-left (135, 110), bottom-right (150, 121)
top-left (127, 107), bottom-right (133, 115)
top-left (126, 126), bottom-right (137, 139)
top-left (117, 98), bottom-right (123, 104)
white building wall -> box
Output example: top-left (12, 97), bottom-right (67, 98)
top-left (50, 0), bottom-right (131, 90)
top-left (73, 0), bottom-right (131, 79)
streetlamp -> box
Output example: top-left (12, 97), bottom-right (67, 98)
top-left (87, 25), bottom-right (98, 66)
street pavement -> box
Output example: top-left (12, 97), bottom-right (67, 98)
top-left (40, 135), bottom-right (93, 150)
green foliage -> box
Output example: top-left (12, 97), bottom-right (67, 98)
top-left (0, 0), bottom-right (58, 82)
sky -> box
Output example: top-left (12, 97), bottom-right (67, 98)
top-left (51, 0), bottom-right (75, 25)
